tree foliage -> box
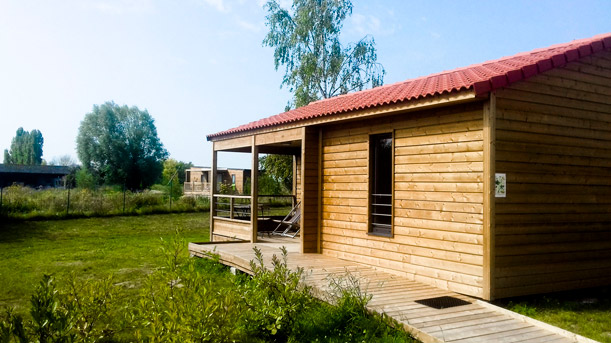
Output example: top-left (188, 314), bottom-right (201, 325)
top-left (161, 158), bottom-right (193, 185)
top-left (76, 102), bottom-right (168, 190)
top-left (160, 158), bottom-right (193, 198)
top-left (263, 0), bottom-right (385, 108)
top-left (3, 127), bottom-right (44, 165)
top-left (259, 154), bottom-right (293, 192)
top-left (50, 155), bottom-right (77, 167)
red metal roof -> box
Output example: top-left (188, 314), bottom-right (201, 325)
top-left (208, 33), bottom-right (611, 139)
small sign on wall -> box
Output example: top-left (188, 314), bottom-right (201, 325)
top-left (495, 173), bottom-right (506, 198)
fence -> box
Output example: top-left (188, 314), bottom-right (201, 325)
top-left (0, 185), bottom-right (210, 219)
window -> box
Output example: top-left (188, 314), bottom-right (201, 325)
top-left (369, 132), bottom-right (393, 236)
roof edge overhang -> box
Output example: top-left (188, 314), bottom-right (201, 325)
top-left (208, 89), bottom-right (480, 142)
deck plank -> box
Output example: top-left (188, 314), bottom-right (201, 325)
top-left (189, 242), bottom-right (596, 343)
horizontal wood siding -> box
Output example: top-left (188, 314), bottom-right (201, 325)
top-left (494, 51), bottom-right (611, 298)
top-left (321, 104), bottom-right (486, 298)
top-left (212, 218), bottom-right (251, 241)
top-left (295, 155), bottom-right (302, 202)
top-left (301, 127), bottom-right (320, 253)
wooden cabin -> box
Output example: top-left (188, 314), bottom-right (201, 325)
top-left (184, 167), bottom-right (250, 196)
top-left (206, 33), bottom-right (611, 300)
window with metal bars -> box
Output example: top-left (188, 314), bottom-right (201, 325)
top-left (369, 132), bottom-right (392, 237)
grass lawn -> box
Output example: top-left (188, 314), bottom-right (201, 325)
top-left (2, 212), bottom-right (609, 342)
top-left (0, 212), bottom-right (416, 342)
top-left (0, 212), bottom-right (210, 315)
top-left (496, 287), bottom-right (611, 343)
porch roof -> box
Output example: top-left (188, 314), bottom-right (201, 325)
top-left (208, 33), bottom-right (611, 140)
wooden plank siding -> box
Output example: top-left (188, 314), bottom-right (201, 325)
top-left (301, 126), bottom-right (320, 253)
top-left (320, 104), bottom-right (487, 298)
top-left (493, 51), bottom-right (611, 298)
top-left (212, 218), bottom-right (251, 241)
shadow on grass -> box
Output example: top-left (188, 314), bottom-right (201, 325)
top-left (494, 286), bottom-right (611, 313)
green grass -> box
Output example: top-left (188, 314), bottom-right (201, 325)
top-left (496, 287), bottom-right (611, 343)
top-left (0, 213), bottom-right (416, 342)
top-left (0, 212), bottom-right (210, 315)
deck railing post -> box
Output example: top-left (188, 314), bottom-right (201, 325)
top-left (230, 197), bottom-right (234, 219)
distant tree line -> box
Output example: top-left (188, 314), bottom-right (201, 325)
top-left (3, 101), bottom-right (191, 194)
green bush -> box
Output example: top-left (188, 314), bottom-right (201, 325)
top-left (0, 236), bottom-right (415, 343)
top-left (0, 185), bottom-right (210, 220)
top-left (241, 246), bottom-right (312, 341)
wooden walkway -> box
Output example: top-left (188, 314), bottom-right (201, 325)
top-left (189, 241), bottom-right (598, 343)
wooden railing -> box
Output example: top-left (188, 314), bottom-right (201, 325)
top-left (213, 194), bottom-right (252, 221)
top-left (184, 182), bottom-right (211, 193)
top-left (213, 194), bottom-right (297, 222)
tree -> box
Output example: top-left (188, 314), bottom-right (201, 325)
top-left (160, 158), bottom-right (193, 198)
top-left (3, 127), bottom-right (44, 165)
top-left (76, 102), bottom-right (168, 190)
top-left (259, 154), bottom-right (293, 193)
top-left (50, 155), bottom-right (77, 166)
top-left (263, 0), bottom-right (385, 108)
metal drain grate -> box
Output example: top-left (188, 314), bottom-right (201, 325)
top-left (415, 296), bottom-right (471, 309)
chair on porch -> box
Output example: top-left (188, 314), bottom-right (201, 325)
top-left (270, 201), bottom-right (301, 238)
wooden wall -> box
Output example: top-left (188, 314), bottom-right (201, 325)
top-left (213, 218), bottom-right (251, 241)
top-left (301, 127), bottom-right (320, 253)
top-left (320, 104), bottom-right (486, 298)
top-left (494, 51), bottom-right (611, 298)
top-left (295, 155), bottom-right (302, 204)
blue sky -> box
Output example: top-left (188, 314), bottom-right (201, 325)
top-left (1, 0), bottom-right (610, 169)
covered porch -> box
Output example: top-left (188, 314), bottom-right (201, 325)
top-left (209, 126), bottom-right (320, 254)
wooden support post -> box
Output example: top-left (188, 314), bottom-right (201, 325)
top-left (230, 197), bottom-right (234, 219)
top-left (292, 155), bottom-right (297, 208)
top-left (300, 127), bottom-right (306, 253)
top-left (483, 93), bottom-right (497, 301)
top-left (210, 146), bottom-right (217, 242)
top-left (251, 137), bottom-right (258, 243)
top-left (317, 127), bottom-right (323, 254)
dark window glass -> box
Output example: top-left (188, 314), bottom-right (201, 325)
top-left (370, 133), bottom-right (392, 236)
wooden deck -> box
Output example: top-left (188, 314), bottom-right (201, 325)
top-left (189, 241), bottom-right (598, 343)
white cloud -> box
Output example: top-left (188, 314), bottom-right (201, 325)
top-left (350, 13), bottom-right (392, 36)
top-left (200, 0), bottom-right (230, 12)
top-left (236, 18), bottom-right (262, 33)
top-left (91, 0), bottom-right (154, 14)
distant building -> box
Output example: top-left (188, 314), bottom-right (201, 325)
top-left (0, 164), bottom-right (71, 188)
top-left (183, 167), bottom-right (250, 197)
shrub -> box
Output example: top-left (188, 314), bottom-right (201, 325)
top-left (132, 237), bottom-right (245, 342)
top-left (240, 246), bottom-right (312, 341)
top-left (0, 237), bottom-right (414, 342)
top-left (1, 274), bottom-right (118, 343)
top-left (0, 185), bottom-right (210, 220)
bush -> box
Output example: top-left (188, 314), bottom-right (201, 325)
top-left (0, 237), bottom-right (414, 343)
top-left (1, 274), bottom-right (118, 343)
top-left (0, 185), bottom-right (210, 220)
top-left (75, 169), bottom-right (96, 190)
top-left (241, 246), bottom-right (312, 341)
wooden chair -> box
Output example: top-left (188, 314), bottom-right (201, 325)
top-left (270, 201), bottom-right (301, 238)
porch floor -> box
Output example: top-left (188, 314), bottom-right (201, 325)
top-left (188, 241), bottom-right (594, 343)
